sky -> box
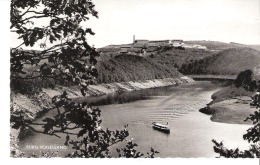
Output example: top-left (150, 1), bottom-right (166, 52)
top-left (11, 0), bottom-right (260, 48)
top-left (85, 0), bottom-right (260, 47)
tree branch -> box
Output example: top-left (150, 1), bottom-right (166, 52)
top-left (14, 42), bottom-right (25, 49)
top-left (29, 122), bottom-right (46, 126)
top-left (27, 10), bottom-right (45, 15)
top-left (21, 15), bottom-right (48, 23)
top-left (11, 15), bottom-right (47, 28)
top-left (26, 124), bottom-right (61, 138)
top-left (41, 42), bottom-right (68, 54)
top-left (20, 6), bottom-right (32, 18)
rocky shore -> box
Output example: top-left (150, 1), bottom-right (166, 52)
top-left (42, 76), bottom-right (193, 98)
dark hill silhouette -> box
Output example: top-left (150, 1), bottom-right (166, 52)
top-left (180, 48), bottom-right (260, 76)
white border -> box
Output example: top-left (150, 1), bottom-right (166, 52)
top-left (1, 1), bottom-right (259, 165)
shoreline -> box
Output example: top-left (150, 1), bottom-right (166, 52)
top-left (199, 86), bottom-right (255, 125)
top-left (42, 76), bottom-right (194, 98)
top-left (200, 97), bottom-right (255, 125)
top-left (16, 80), bottom-right (252, 157)
top-left (97, 82), bottom-right (251, 157)
top-left (11, 76), bottom-right (193, 157)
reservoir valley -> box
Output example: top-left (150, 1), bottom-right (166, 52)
top-left (18, 81), bottom-right (251, 157)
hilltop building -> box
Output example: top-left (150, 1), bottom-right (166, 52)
top-left (134, 40), bottom-right (149, 45)
top-left (149, 40), bottom-right (171, 44)
top-left (99, 35), bottom-right (207, 58)
top-left (171, 40), bottom-right (183, 43)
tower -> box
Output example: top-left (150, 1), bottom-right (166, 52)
top-left (133, 35), bottom-right (135, 44)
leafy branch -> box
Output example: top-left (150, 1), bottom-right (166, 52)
top-left (212, 74), bottom-right (260, 158)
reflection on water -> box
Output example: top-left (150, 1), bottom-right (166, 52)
top-left (18, 81), bottom-right (250, 157)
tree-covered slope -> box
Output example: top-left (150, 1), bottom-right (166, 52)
top-left (180, 48), bottom-right (260, 75)
top-left (149, 47), bottom-right (215, 69)
top-left (96, 54), bottom-right (182, 83)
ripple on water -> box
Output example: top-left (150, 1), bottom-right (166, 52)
top-left (19, 81), bottom-right (230, 157)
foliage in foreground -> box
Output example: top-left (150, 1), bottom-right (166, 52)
top-left (212, 70), bottom-right (260, 158)
top-left (10, 0), bottom-right (158, 158)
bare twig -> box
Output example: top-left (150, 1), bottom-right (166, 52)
top-left (14, 42), bottom-right (25, 49)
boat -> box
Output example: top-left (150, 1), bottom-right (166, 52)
top-left (152, 122), bottom-right (170, 133)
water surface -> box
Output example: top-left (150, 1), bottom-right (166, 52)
top-left (19, 81), bottom-right (251, 157)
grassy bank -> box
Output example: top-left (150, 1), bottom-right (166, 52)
top-left (205, 97), bottom-right (255, 124)
top-left (200, 95), bottom-right (254, 125)
top-left (200, 85), bottom-right (256, 125)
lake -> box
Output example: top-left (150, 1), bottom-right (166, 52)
top-left (18, 81), bottom-right (251, 157)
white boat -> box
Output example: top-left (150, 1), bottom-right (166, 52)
top-left (152, 122), bottom-right (170, 133)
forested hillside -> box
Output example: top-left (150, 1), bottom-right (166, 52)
top-left (179, 48), bottom-right (260, 75)
top-left (148, 47), bottom-right (215, 70)
top-left (97, 54), bottom-right (182, 83)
